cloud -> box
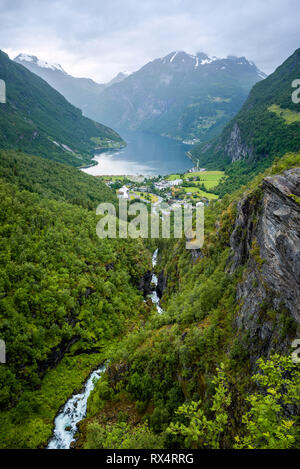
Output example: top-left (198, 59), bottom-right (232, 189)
top-left (0, 0), bottom-right (299, 82)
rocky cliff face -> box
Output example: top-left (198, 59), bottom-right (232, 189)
top-left (157, 270), bottom-right (167, 299)
top-left (230, 168), bottom-right (300, 363)
top-left (224, 123), bottom-right (255, 162)
top-left (138, 270), bottom-right (153, 297)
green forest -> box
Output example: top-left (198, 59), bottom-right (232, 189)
top-left (0, 147), bottom-right (299, 449)
top-left (0, 41), bottom-right (299, 451)
top-left (0, 149), bottom-right (152, 447)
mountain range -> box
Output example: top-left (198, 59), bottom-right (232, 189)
top-left (0, 51), bottom-right (124, 166)
top-left (15, 51), bottom-right (266, 144)
top-left (87, 51), bottom-right (266, 143)
top-left (14, 54), bottom-right (129, 115)
top-left (191, 48), bottom-right (300, 193)
top-left (0, 45), bottom-right (299, 450)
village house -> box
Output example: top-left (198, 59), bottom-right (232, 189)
top-left (117, 185), bottom-right (129, 199)
top-left (171, 179), bottom-right (183, 186)
top-left (154, 179), bottom-right (183, 190)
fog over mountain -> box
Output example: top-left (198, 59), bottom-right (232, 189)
top-left (1, 0), bottom-right (300, 82)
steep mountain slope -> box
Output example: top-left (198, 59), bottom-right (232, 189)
top-left (0, 51), bottom-right (124, 166)
top-left (230, 165), bottom-right (300, 362)
top-left (14, 53), bottom-right (105, 114)
top-left (87, 51), bottom-right (266, 143)
top-left (191, 48), bottom-right (300, 173)
top-left (0, 128), bottom-right (299, 450)
top-left (82, 151), bottom-right (300, 449)
top-left (14, 54), bottom-right (129, 116)
top-left (0, 149), bottom-right (117, 209)
top-left (105, 71), bottom-right (130, 87)
top-left (0, 150), bottom-right (151, 448)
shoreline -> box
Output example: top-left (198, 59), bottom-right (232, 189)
top-left (79, 144), bottom-right (126, 170)
top-left (186, 150), bottom-right (194, 161)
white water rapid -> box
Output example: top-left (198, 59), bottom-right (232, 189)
top-left (47, 365), bottom-right (105, 449)
top-left (150, 249), bottom-right (163, 314)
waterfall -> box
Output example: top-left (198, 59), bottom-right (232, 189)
top-left (149, 249), bottom-right (163, 314)
top-left (47, 365), bottom-right (105, 449)
top-left (48, 249), bottom-right (163, 449)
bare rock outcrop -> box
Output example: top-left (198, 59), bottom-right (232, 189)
top-left (230, 168), bottom-right (300, 362)
top-left (224, 123), bottom-right (255, 162)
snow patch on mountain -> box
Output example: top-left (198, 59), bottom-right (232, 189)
top-left (15, 54), bottom-right (66, 74)
top-left (161, 51), bottom-right (222, 68)
top-left (200, 56), bottom-right (218, 65)
top-left (170, 51), bottom-right (178, 63)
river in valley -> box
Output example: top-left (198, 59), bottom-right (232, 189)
top-left (47, 250), bottom-right (162, 449)
top-left (47, 365), bottom-right (106, 449)
top-left (82, 131), bottom-right (193, 177)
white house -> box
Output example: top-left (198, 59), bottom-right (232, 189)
top-left (118, 185), bottom-right (129, 199)
top-left (171, 179), bottom-right (183, 186)
top-left (154, 179), bottom-right (183, 190)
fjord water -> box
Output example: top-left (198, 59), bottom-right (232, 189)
top-left (82, 131), bottom-right (193, 176)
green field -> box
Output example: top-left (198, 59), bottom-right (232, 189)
top-left (268, 104), bottom-right (300, 125)
top-left (167, 171), bottom-right (224, 191)
top-left (183, 171), bottom-right (224, 189)
top-left (166, 174), bottom-right (181, 181)
top-left (132, 191), bottom-right (159, 203)
top-left (182, 186), bottom-right (219, 200)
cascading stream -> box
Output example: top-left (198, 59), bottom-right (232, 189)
top-left (47, 249), bottom-right (162, 449)
top-left (47, 366), bottom-right (105, 449)
top-left (149, 248), bottom-right (163, 314)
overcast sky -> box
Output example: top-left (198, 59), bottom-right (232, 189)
top-left (1, 0), bottom-right (299, 82)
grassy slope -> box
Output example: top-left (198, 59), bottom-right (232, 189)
top-left (268, 104), bottom-right (300, 124)
top-left (181, 186), bottom-right (219, 199)
top-left (167, 171), bottom-right (224, 186)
